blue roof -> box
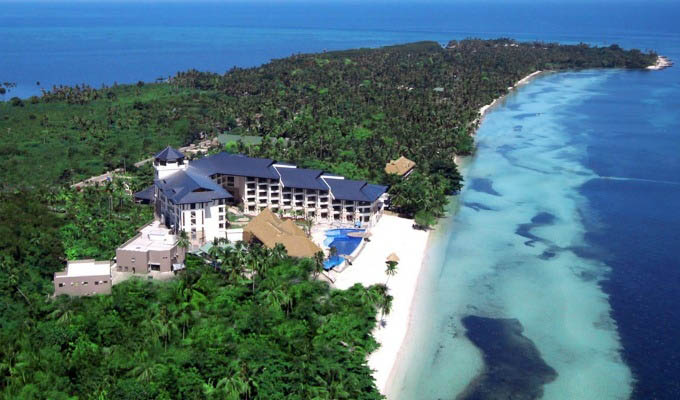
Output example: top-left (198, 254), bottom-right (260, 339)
top-left (155, 146), bottom-right (185, 161)
top-left (155, 167), bottom-right (233, 204)
top-left (191, 152), bottom-right (279, 179)
top-left (276, 167), bottom-right (328, 191)
top-left (362, 183), bottom-right (389, 202)
top-left (153, 152), bottom-right (387, 205)
top-left (133, 185), bottom-right (155, 201)
top-left (324, 178), bottom-right (388, 202)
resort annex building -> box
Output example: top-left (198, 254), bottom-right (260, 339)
top-left (148, 146), bottom-right (388, 245)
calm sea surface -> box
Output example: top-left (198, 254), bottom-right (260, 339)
top-left (2, 2), bottom-right (679, 399)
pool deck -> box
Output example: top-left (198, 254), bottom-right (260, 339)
top-left (331, 214), bottom-right (430, 394)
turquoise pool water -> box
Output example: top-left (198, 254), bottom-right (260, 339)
top-left (323, 228), bottom-right (364, 270)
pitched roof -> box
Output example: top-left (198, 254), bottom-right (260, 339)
top-left (276, 167), bottom-right (328, 191)
top-left (385, 156), bottom-right (416, 176)
top-left (155, 146), bottom-right (185, 162)
top-left (155, 167), bottom-right (233, 204)
top-left (386, 253), bottom-right (400, 263)
top-left (133, 185), bottom-right (155, 202)
top-left (244, 208), bottom-right (322, 258)
top-left (323, 178), bottom-right (388, 202)
top-left (190, 152), bottom-right (279, 179)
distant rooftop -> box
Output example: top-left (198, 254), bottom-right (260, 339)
top-left (57, 259), bottom-right (111, 278)
top-left (322, 176), bottom-right (388, 202)
top-left (155, 146), bottom-right (185, 161)
top-left (120, 221), bottom-right (178, 252)
top-left (156, 166), bottom-right (233, 204)
top-left (191, 152), bottom-right (279, 179)
top-left (217, 133), bottom-right (264, 146)
top-left (217, 133), bottom-right (290, 146)
top-left (385, 156), bottom-right (416, 176)
top-left (276, 166), bottom-right (327, 191)
top-left (244, 208), bottom-right (322, 258)
top-left (133, 185), bottom-right (155, 202)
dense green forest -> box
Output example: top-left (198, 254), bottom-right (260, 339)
top-left (0, 191), bottom-right (388, 398)
top-left (0, 39), bottom-right (656, 399)
top-left (0, 39), bottom-right (655, 218)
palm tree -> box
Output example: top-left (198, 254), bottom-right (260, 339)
top-left (302, 215), bottom-right (314, 237)
top-left (214, 375), bottom-right (249, 400)
top-left (271, 243), bottom-right (287, 262)
top-left (385, 260), bottom-right (398, 286)
top-left (313, 251), bottom-right (325, 279)
top-left (208, 239), bottom-right (221, 270)
top-left (130, 350), bottom-right (160, 383)
top-left (378, 288), bottom-right (393, 328)
top-left (177, 230), bottom-right (190, 252)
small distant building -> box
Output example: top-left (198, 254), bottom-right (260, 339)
top-left (384, 156), bottom-right (416, 178)
top-left (116, 221), bottom-right (186, 274)
top-left (54, 260), bottom-right (112, 297)
top-left (243, 208), bottom-right (322, 258)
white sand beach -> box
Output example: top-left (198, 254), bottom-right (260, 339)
top-left (647, 55), bottom-right (672, 70)
top-left (478, 70), bottom-right (543, 122)
top-left (334, 70), bottom-right (547, 396)
top-left (331, 214), bottom-right (430, 393)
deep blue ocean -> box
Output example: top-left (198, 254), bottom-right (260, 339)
top-left (2, 2), bottom-right (679, 399)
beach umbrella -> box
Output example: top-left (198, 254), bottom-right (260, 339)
top-left (386, 253), bottom-right (400, 263)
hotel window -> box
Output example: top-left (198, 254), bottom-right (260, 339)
top-left (219, 223), bottom-right (224, 229)
top-left (219, 207), bottom-right (224, 213)
top-left (219, 215), bottom-right (224, 221)
top-left (58, 283), bottom-right (64, 287)
top-left (83, 282), bottom-right (88, 286)
top-left (95, 281), bottom-right (99, 285)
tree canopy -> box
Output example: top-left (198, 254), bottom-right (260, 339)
top-left (0, 38), bottom-right (657, 398)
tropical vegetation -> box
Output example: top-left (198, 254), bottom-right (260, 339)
top-left (0, 39), bottom-right (657, 398)
top-left (0, 190), bottom-right (390, 398)
top-left (0, 39), bottom-right (655, 218)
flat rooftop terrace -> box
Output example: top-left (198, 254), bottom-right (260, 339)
top-left (56, 259), bottom-right (111, 278)
top-left (120, 221), bottom-right (177, 252)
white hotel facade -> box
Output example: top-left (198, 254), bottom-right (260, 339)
top-left (150, 147), bottom-right (388, 245)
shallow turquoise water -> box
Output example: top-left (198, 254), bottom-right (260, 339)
top-left (389, 72), bottom-right (635, 399)
top-left (3, 2), bottom-right (680, 398)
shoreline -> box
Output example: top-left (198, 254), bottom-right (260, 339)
top-left (330, 214), bottom-right (430, 394)
top-left (477, 70), bottom-right (543, 126)
top-left (647, 55), bottom-right (672, 70)
top-left (376, 70), bottom-right (547, 398)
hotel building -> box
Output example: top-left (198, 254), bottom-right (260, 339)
top-left (150, 146), bottom-right (388, 245)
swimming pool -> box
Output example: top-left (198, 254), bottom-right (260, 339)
top-left (323, 228), bottom-right (364, 270)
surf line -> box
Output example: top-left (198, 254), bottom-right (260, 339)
top-left (596, 176), bottom-right (680, 186)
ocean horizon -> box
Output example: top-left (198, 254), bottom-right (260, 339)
top-left (1, 1), bottom-right (678, 98)
top-left (2, 2), bottom-right (680, 399)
